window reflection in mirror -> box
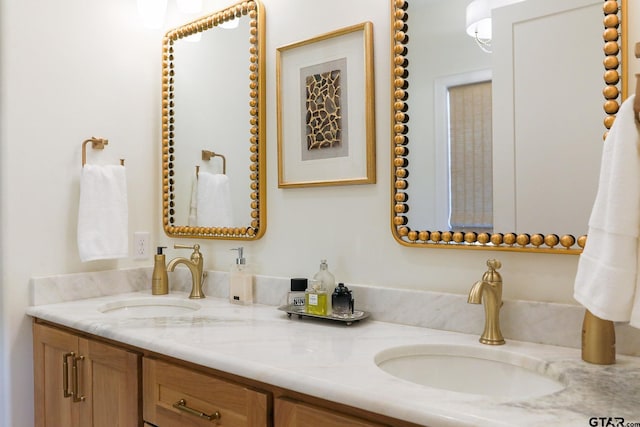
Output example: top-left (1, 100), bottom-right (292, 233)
top-left (434, 71), bottom-right (493, 232)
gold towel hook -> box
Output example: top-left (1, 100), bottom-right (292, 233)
top-left (81, 137), bottom-right (125, 167)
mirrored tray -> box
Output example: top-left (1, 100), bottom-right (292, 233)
top-left (278, 304), bottom-right (369, 326)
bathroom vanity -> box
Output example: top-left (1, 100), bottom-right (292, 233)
top-left (33, 319), bottom-right (403, 427)
top-left (28, 289), bottom-right (640, 427)
top-left (31, 302), bottom-right (418, 427)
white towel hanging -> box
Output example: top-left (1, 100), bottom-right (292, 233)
top-left (574, 95), bottom-right (640, 327)
top-left (77, 164), bottom-right (129, 262)
top-left (196, 172), bottom-right (234, 227)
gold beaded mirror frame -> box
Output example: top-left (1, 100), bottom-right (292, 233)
top-left (390, 0), bottom-right (627, 253)
top-left (162, 0), bottom-right (266, 240)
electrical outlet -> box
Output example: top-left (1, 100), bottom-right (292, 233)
top-left (133, 232), bottom-right (149, 260)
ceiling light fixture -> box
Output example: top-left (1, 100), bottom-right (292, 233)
top-left (466, 0), bottom-right (526, 53)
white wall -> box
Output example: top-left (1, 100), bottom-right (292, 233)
top-left (0, 0), bottom-right (637, 426)
top-left (0, 1), bottom-right (161, 425)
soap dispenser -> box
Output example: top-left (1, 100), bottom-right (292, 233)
top-left (229, 247), bottom-right (253, 304)
top-left (152, 247), bottom-right (168, 295)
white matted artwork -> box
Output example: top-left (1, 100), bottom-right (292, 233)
top-left (277, 22), bottom-right (375, 188)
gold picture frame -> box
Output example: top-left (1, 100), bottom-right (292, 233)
top-left (277, 22), bottom-right (376, 188)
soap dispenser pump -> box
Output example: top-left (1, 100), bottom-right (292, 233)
top-left (152, 246), bottom-right (169, 295)
top-left (229, 247), bottom-right (253, 304)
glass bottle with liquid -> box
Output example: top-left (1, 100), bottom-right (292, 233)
top-left (331, 283), bottom-right (354, 318)
top-left (288, 278), bottom-right (308, 308)
top-left (305, 279), bottom-right (328, 316)
top-left (313, 259), bottom-right (335, 315)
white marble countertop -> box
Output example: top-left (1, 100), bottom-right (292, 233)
top-left (27, 291), bottom-right (640, 426)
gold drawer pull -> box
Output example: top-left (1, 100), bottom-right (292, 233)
top-left (72, 355), bottom-right (86, 403)
top-left (173, 399), bottom-right (221, 422)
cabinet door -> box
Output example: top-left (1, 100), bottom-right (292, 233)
top-left (143, 358), bottom-right (269, 427)
top-left (275, 397), bottom-right (387, 427)
top-left (33, 323), bottom-right (81, 427)
top-left (33, 322), bottom-right (142, 427)
top-left (79, 337), bottom-right (141, 427)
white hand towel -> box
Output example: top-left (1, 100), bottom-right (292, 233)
top-left (77, 164), bottom-right (129, 262)
top-left (574, 94), bottom-right (640, 327)
top-left (196, 172), bottom-right (234, 227)
top-left (188, 174), bottom-right (198, 226)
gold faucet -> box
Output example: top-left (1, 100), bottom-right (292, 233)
top-left (581, 309), bottom-right (615, 364)
top-left (167, 244), bottom-right (205, 299)
top-left (468, 259), bottom-right (505, 345)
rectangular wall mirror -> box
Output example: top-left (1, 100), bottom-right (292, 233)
top-left (162, 0), bottom-right (266, 240)
top-left (390, 0), bottom-right (627, 253)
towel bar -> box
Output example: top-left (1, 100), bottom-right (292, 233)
top-left (196, 149), bottom-right (226, 177)
top-left (81, 137), bottom-right (125, 167)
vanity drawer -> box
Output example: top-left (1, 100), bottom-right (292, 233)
top-left (275, 397), bottom-right (388, 427)
top-left (143, 358), bottom-right (269, 427)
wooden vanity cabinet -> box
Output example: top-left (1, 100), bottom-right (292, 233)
top-left (32, 322), bottom-right (141, 427)
top-left (33, 321), bottom-right (421, 427)
top-left (143, 358), bottom-right (269, 426)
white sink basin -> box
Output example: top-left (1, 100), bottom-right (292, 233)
top-left (375, 344), bottom-right (565, 399)
top-left (98, 297), bottom-right (201, 318)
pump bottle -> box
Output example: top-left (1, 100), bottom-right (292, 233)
top-left (152, 247), bottom-right (169, 295)
top-left (229, 247), bottom-right (253, 304)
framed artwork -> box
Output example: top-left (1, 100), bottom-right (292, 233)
top-left (276, 22), bottom-right (375, 188)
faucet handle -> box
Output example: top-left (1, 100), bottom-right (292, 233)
top-left (173, 244), bottom-right (202, 263)
top-left (482, 259), bottom-right (502, 284)
top-left (174, 243), bottom-right (200, 252)
top-left (486, 259), bottom-right (501, 270)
